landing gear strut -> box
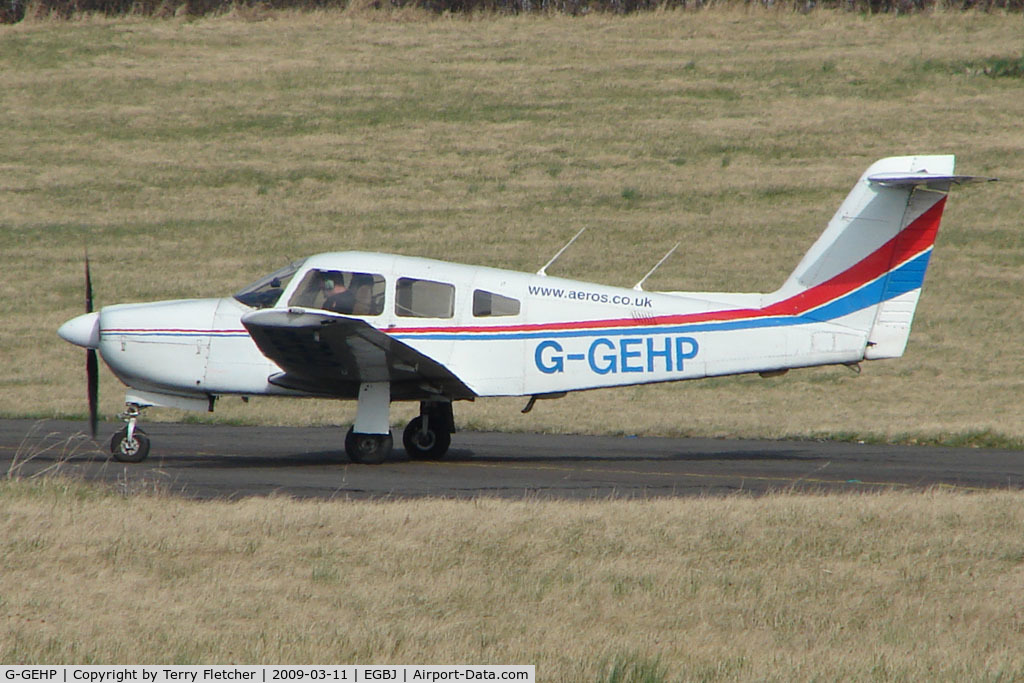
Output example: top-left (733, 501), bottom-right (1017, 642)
top-left (402, 401), bottom-right (453, 460)
top-left (110, 403), bottom-right (150, 463)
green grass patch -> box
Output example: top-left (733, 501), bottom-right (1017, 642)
top-left (602, 653), bottom-right (671, 683)
top-left (966, 55), bottom-right (1024, 78)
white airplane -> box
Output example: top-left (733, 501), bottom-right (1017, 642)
top-left (58, 155), bottom-right (991, 464)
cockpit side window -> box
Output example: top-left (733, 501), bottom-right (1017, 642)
top-left (288, 269), bottom-right (385, 316)
top-left (233, 259), bottom-right (305, 309)
top-left (395, 278), bottom-right (454, 318)
top-left (472, 290), bottom-right (521, 317)
top-left (288, 270), bottom-right (385, 317)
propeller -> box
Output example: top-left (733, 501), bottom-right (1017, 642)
top-left (85, 255), bottom-right (99, 438)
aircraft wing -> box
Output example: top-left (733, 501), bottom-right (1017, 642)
top-left (241, 308), bottom-right (475, 400)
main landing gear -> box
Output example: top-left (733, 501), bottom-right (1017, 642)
top-left (343, 382), bottom-right (455, 465)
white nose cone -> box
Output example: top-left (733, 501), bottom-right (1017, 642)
top-left (58, 311), bottom-right (101, 349)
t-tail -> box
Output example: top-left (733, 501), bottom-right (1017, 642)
top-left (764, 155), bottom-right (990, 361)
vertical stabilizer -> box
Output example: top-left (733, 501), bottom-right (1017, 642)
top-left (768, 155), bottom-right (964, 360)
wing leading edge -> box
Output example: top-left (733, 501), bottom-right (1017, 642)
top-left (241, 308), bottom-right (476, 401)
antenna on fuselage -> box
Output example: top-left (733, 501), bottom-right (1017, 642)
top-left (633, 242), bottom-right (680, 291)
top-left (537, 227), bottom-right (586, 276)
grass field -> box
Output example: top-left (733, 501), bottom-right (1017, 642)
top-left (1, 8), bottom-right (1021, 444)
top-left (2, 478), bottom-right (1024, 678)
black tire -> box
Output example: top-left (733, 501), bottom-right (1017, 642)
top-left (402, 416), bottom-right (451, 460)
top-left (110, 427), bottom-right (150, 463)
top-left (344, 427), bottom-right (393, 465)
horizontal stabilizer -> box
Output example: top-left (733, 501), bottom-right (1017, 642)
top-left (867, 172), bottom-right (995, 188)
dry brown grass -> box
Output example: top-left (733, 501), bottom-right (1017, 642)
top-left (1, 480), bottom-right (1023, 678)
top-left (0, 10), bottom-right (1021, 443)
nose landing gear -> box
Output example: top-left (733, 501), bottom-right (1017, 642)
top-left (110, 403), bottom-right (150, 463)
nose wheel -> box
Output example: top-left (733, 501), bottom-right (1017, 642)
top-left (110, 403), bottom-right (150, 463)
top-left (110, 427), bottom-right (150, 463)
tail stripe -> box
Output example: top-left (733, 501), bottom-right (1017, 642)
top-left (798, 249), bottom-right (931, 325)
top-left (763, 196), bottom-right (944, 318)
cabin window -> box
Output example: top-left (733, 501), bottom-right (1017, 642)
top-left (395, 278), bottom-right (455, 318)
top-left (472, 290), bottom-right (521, 317)
top-left (288, 269), bottom-right (385, 315)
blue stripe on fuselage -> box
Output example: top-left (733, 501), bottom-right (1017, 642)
top-left (393, 250), bottom-right (932, 342)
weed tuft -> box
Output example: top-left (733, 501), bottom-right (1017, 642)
top-left (6, 422), bottom-right (105, 482)
top-left (602, 653), bottom-right (670, 683)
top-left (968, 55), bottom-right (1024, 78)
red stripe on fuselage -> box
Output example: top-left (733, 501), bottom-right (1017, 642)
top-left (390, 196), bottom-right (945, 336)
top-left (102, 329), bottom-right (248, 335)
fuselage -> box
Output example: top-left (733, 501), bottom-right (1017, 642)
top-left (59, 250), bottom-right (878, 407)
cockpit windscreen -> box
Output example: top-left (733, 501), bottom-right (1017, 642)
top-left (233, 259), bottom-right (306, 309)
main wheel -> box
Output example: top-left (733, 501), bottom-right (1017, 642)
top-left (344, 427), bottom-right (393, 465)
top-left (110, 427), bottom-right (150, 463)
top-left (402, 416), bottom-right (451, 460)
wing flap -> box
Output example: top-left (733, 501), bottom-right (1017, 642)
top-left (241, 308), bottom-right (475, 399)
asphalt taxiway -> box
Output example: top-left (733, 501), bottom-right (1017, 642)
top-left (1, 419), bottom-right (1021, 500)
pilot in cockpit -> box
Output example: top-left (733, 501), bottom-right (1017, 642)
top-left (323, 272), bottom-right (373, 314)
top-left (322, 274), bottom-right (353, 313)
